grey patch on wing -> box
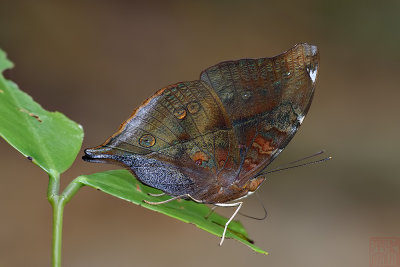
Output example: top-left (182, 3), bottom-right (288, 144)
top-left (119, 154), bottom-right (195, 196)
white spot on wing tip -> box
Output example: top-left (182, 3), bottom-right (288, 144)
top-left (298, 114), bottom-right (305, 124)
top-left (308, 68), bottom-right (318, 83)
top-left (311, 45), bottom-right (318, 56)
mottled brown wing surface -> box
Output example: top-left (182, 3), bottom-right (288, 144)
top-left (83, 43), bottom-right (319, 204)
top-left (200, 43), bottom-right (319, 188)
top-left (84, 80), bottom-right (241, 199)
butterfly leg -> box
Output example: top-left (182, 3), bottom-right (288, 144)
top-left (214, 201), bottom-right (243, 246)
top-left (238, 192), bottom-right (268, 220)
top-left (143, 194), bottom-right (203, 205)
top-left (147, 192), bottom-right (166, 197)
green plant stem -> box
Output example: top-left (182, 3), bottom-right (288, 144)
top-left (48, 174), bottom-right (83, 267)
top-left (51, 196), bottom-right (63, 267)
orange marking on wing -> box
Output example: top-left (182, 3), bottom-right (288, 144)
top-left (246, 177), bottom-right (265, 192)
top-left (244, 158), bottom-right (258, 172)
top-left (191, 151), bottom-right (209, 166)
top-left (215, 148), bottom-right (229, 168)
top-left (252, 136), bottom-right (275, 155)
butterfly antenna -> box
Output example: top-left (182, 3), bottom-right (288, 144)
top-left (238, 192), bottom-right (268, 220)
top-left (273, 150), bottom-right (325, 171)
top-left (260, 156), bottom-right (332, 176)
top-left (262, 150), bottom-right (327, 174)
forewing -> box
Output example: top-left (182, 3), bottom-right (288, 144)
top-left (200, 43), bottom-right (319, 185)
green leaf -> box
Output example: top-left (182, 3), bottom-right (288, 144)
top-left (0, 49), bottom-right (14, 72)
top-left (77, 169), bottom-right (268, 255)
top-left (0, 49), bottom-right (83, 176)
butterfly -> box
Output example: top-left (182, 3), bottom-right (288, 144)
top-left (83, 43), bottom-right (319, 245)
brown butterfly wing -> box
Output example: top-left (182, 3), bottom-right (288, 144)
top-left (200, 43), bottom-right (319, 189)
top-left (84, 80), bottom-right (241, 200)
top-left (84, 43), bottom-right (319, 204)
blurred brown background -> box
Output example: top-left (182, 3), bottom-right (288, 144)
top-left (1, 1), bottom-right (399, 266)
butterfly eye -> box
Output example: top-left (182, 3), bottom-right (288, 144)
top-left (187, 101), bottom-right (200, 114)
top-left (138, 134), bottom-right (156, 148)
top-left (173, 107), bottom-right (186, 119)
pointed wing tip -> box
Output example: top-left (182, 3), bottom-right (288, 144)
top-left (82, 146), bottom-right (115, 163)
top-left (295, 43), bottom-right (318, 54)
